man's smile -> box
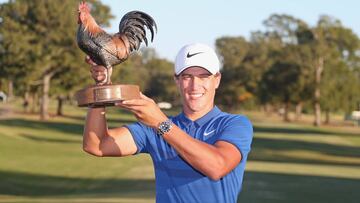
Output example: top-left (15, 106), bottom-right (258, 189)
top-left (188, 92), bottom-right (205, 99)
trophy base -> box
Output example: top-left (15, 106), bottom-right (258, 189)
top-left (75, 84), bottom-right (140, 107)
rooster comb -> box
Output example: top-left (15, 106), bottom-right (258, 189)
top-left (78, 1), bottom-right (90, 12)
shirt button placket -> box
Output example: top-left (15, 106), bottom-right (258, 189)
top-left (189, 122), bottom-right (197, 138)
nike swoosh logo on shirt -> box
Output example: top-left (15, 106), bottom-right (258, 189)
top-left (204, 129), bottom-right (216, 136)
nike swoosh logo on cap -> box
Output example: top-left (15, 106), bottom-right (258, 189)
top-left (204, 129), bottom-right (216, 136)
top-left (187, 52), bottom-right (203, 58)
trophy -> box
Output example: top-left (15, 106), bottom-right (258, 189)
top-left (75, 2), bottom-right (157, 107)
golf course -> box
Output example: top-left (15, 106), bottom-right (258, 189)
top-left (0, 102), bottom-right (359, 203)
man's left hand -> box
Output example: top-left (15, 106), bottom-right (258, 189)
top-left (116, 93), bottom-right (168, 129)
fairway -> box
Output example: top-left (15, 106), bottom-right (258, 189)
top-left (0, 103), bottom-right (359, 203)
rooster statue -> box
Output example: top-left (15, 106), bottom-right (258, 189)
top-left (77, 1), bottom-right (157, 84)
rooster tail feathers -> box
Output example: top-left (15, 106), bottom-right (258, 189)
top-left (118, 11), bottom-right (157, 52)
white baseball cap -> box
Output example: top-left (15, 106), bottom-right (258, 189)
top-left (175, 43), bottom-right (220, 75)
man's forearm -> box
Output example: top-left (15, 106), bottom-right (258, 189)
top-left (83, 107), bottom-right (107, 155)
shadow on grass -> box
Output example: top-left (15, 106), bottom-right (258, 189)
top-left (238, 171), bottom-right (360, 203)
top-left (19, 133), bottom-right (80, 144)
top-left (0, 119), bottom-right (84, 135)
top-left (61, 114), bottom-right (136, 125)
top-left (0, 170), bottom-right (155, 198)
top-left (1, 170), bottom-right (359, 203)
top-left (249, 137), bottom-right (360, 166)
top-left (254, 125), bottom-right (360, 137)
top-left (0, 118), bottom-right (135, 137)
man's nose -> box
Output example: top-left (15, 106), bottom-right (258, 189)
top-left (190, 76), bottom-right (202, 89)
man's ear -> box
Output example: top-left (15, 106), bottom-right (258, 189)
top-left (215, 73), bottom-right (221, 89)
top-left (174, 74), bottom-right (180, 86)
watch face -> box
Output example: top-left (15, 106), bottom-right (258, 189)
top-left (158, 120), bottom-right (172, 136)
top-left (160, 122), bottom-right (169, 131)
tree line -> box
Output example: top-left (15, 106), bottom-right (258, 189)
top-left (216, 14), bottom-right (360, 125)
top-left (0, 1), bottom-right (359, 126)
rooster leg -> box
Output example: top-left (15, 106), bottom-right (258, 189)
top-left (105, 65), bottom-right (113, 85)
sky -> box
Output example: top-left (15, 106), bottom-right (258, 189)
top-left (0, 0), bottom-right (358, 61)
top-left (100, 0), bottom-right (359, 61)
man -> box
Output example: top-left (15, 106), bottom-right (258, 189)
top-left (83, 43), bottom-right (253, 203)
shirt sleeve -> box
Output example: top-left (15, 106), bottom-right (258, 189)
top-left (125, 122), bottom-right (153, 154)
top-left (217, 115), bottom-right (253, 162)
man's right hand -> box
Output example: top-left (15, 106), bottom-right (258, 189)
top-left (85, 56), bottom-right (112, 85)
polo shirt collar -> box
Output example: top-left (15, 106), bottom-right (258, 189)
top-left (179, 106), bottom-right (222, 127)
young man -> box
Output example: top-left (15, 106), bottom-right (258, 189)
top-left (83, 43), bottom-right (253, 203)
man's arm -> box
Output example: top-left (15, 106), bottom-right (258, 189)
top-left (82, 57), bottom-right (138, 157)
top-left (83, 107), bottom-right (138, 157)
top-left (119, 94), bottom-right (242, 180)
top-left (163, 126), bottom-right (241, 180)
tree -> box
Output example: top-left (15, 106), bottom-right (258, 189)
top-left (260, 61), bottom-right (302, 121)
top-left (263, 14), bottom-right (308, 45)
top-left (0, 0), bottom-right (113, 119)
top-left (111, 48), bottom-right (177, 105)
top-left (297, 15), bottom-right (360, 125)
top-left (143, 57), bottom-right (178, 104)
top-left (314, 16), bottom-right (360, 123)
top-left (0, 1), bottom-right (35, 100)
top-left (114, 53), bottom-right (150, 90)
top-left (215, 36), bottom-right (251, 109)
top-left (260, 14), bottom-right (313, 118)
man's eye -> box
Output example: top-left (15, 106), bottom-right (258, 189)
top-left (181, 75), bottom-right (192, 79)
top-left (180, 74), bottom-right (212, 80)
top-left (198, 74), bottom-right (211, 79)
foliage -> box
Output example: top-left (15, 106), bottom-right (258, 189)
top-left (1, 2), bottom-right (359, 122)
top-left (215, 14), bottom-right (360, 123)
top-left (215, 36), bottom-right (252, 108)
top-left (143, 57), bottom-right (178, 103)
top-left (0, 0), bottom-right (113, 118)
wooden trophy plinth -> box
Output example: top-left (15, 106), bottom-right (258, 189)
top-left (75, 84), bottom-right (140, 107)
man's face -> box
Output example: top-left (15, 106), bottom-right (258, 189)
top-left (175, 67), bottom-right (221, 116)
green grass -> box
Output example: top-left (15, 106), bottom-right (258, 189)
top-left (0, 102), bottom-right (359, 202)
top-left (239, 117), bottom-right (360, 203)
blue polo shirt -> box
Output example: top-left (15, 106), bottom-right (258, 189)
top-left (126, 106), bottom-right (253, 203)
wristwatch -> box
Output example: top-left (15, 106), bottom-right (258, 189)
top-left (157, 119), bottom-right (173, 136)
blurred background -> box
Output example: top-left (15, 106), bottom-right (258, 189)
top-left (0, 0), bottom-right (359, 202)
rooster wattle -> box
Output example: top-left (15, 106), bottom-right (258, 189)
top-left (77, 1), bottom-right (157, 84)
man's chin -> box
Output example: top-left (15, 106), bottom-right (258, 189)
top-left (186, 102), bottom-right (208, 112)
